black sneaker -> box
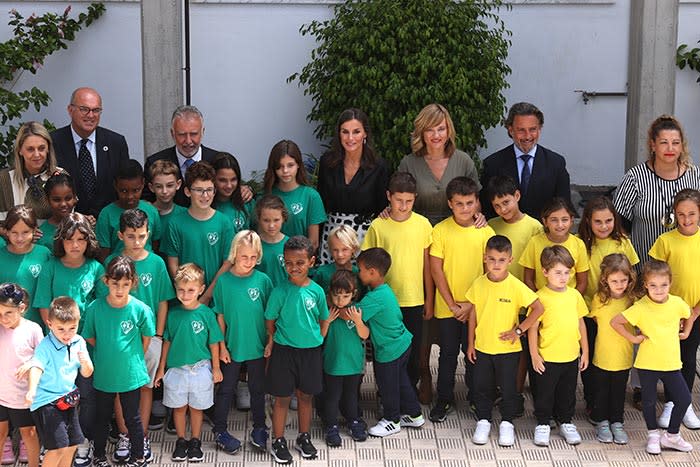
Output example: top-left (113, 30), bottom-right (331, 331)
top-left (348, 419), bottom-right (367, 442)
top-left (92, 456), bottom-right (110, 467)
top-left (187, 438), bottom-right (204, 463)
top-left (325, 425), bottom-right (341, 447)
top-left (270, 437), bottom-right (293, 464)
top-left (429, 400), bottom-right (452, 423)
top-left (147, 415), bottom-right (164, 431)
top-left (295, 432), bottom-right (317, 459)
top-left (171, 438), bottom-right (188, 462)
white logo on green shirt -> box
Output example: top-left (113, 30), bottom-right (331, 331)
top-left (29, 264), bottom-right (42, 278)
top-left (248, 288), bottom-right (260, 301)
top-left (234, 217), bottom-right (245, 229)
top-left (277, 254), bottom-right (285, 267)
top-left (81, 279), bottom-right (93, 293)
top-left (290, 203), bottom-right (303, 215)
top-left (120, 320), bottom-right (134, 334)
top-left (207, 232), bottom-right (219, 245)
top-left (191, 320), bottom-right (204, 334)
top-left (304, 297), bottom-right (316, 311)
top-left (140, 273), bottom-right (152, 287)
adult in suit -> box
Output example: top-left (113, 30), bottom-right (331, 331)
top-left (51, 87), bottom-right (130, 219)
top-left (143, 105), bottom-right (219, 206)
top-left (480, 102), bottom-right (571, 220)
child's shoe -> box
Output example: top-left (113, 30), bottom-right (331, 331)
top-left (368, 419), bottom-right (401, 437)
top-left (18, 440), bottom-right (28, 463)
top-left (658, 401), bottom-right (674, 428)
top-left (646, 429), bottom-right (661, 455)
top-left (533, 424), bottom-right (550, 446)
top-left (429, 400), bottom-right (452, 423)
top-left (214, 431), bottom-right (241, 454)
top-left (74, 440), bottom-right (94, 467)
top-left (472, 419), bottom-right (491, 445)
top-left (660, 431), bottom-right (693, 452)
top-left (294, 433), bottom-right (317, 459)
top-left (348, 419), bottom-right (367, 442)
top-left (250, 427), bottom-right (269, 450)
top-left (1, 439), bottom-right (14, 465)
top-left (399, 413), bottom-right (425, 428)
top-left (270, 437), bottom-right (292, 465)
top-left (325, 426), bottom-right (341, 447)
top-left (498, 421), bottom-right (515, 447)
top-left (683, 405), bottom-right (700, 429)
top-left (92, 456), bottom-right (111, 467)
top-left (595, 420), bottom-right (613, 443)
top-left (171, 438), bottom-right (188, 462)
top-left (187, 438), bottom-right (204, 462)
top-left (124, 458), bottom-right (146, 467)
top-left (236, 382), bottom-right (251, 411)
top-left (112, 434), bottom-right (130, 463)
top-left (560, 423), bottom-right (581, 445)
top-left (143, 437), bottom-right (153, 463)
top-left (610, 422), bottom-right (628, 445)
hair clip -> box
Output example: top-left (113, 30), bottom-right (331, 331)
top-left (0, 284), bottom-right (24, 305)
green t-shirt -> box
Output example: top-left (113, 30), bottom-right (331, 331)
top-left (272, 185), bottom-right (327, 238)
top-left (37, 221), bottom-right (57, 251)
top-left (213, 198), bottom-right (256, 234)
top-left (311, 263), bottom-right (366, 299)
top-left (0, 245), bottom-right (52, 326)
top-left (358, 283), bottom-right (411, 363)
top-left (0, 237), bottom-right (5, 248)
top-left (323, 310), bottom-right (365, 376)
top-left (257, 236), bottom-right (288, 287)
top-left (82, 296), bottom-right (155, 392)
top-left (158, 204), bottom-right (187, 242)
top-left (264, 280), bottom-right (329, 348)
top-left (213, 269), bottom-right (272, 362)
top-left (162, 210), bottom-right (234, 285)
top-left (164, 304), bottom-right (223, 368)
top-left (105, 252), bottom-right (175, 319)
top-left (96, 200), bottom-right (162, 254)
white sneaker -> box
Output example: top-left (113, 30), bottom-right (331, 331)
top-left (498, 421), bottom-right (515, 447)
top-left (399, 413), bottom-right (425, 428)
top-left (472, 419), bottom-right (491, 445)
top-left (660, 431), bottom-right (693, 452)
top-left (658, 401), bottom-right (674, 428)
top-left (534, 424), bottom-right (550, 446)
top-left (237, 381), bottom-right (251, 411)
top-left (560, 423), bottom-right (581, 445)
top-left (683, 405), bottom-right (700, 429)
top-left (368, 419), bottom-right (401, 437)
top-left (646, 429), bottom-right (661, 454)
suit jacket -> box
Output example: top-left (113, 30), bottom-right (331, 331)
top-left (51, 125), bottom-right (130, 218)
top-left (480, 144), bottom-right (571, 219)
top-left (142, 145), bottom-right (220, 206)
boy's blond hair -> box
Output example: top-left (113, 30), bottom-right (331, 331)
top-left (148, 159), bottom-right (180, 180)
top-left (328, 225), bottom-right (360, 253)
top-left (228, 230), bottom-right (263, 264)
top-left (174, 262), bottom-right (205, 285)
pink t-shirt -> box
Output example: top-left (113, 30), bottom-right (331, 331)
top-left (0, 318), bottom-right (43, 409)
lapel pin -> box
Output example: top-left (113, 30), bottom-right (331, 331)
top-left (103, 146), bottom-right (108, 152)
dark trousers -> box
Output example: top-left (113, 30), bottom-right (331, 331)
top-left (322, 373), bottom-right (362, 428)
top-left (94, 389), bottom-right (143, 460)
top-left (590, 365), bottom-right (628, 424)
top-left (401, 306), bottom-right (423, 389)
top-left (664, 320), bottom-right (700, 401)
top-left (436, 317), bottom-right (471, 402)
top-left (580, 317), bottom-right (597, 408)
top-left (213, 358), bottom-right (266, 432)
top-left (75, 373), bottom-right (96, 440)
top-left (473, 350), bottom-right (520, 422)
top-left (639, 369), bottom-right (690, 434)
top-left (533, 359), bottom-right (578, 425)
top-left (374, 347), bottom-right (421, 423)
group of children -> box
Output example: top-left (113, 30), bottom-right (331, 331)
top-left (2, 137), bottom-right (700, 466)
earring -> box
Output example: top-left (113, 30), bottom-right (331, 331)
top-left (363, 137), bottom-right (367, 145)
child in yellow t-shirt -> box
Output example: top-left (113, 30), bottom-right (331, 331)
top-left (528, 246), bottom-right (588, 447)
top-left (611, 260), bottom-right (697, 455)
top-left (648, 189), bottom-right (700, 429)
top-left (587, 254), bottom-right (636, 445)
top-left (464, 235), bottom-right (543, 447)
top-left (428, 176), bottom-right (494, 423)
top-left (362, 172), bottom-right (433, 390)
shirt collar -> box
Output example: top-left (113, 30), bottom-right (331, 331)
top-left (71, 126), bottom-right (96, 146)
top-left (513, 144), bottom-right (538, 159)
top-left (176, 146), bottom-right (202, 167)
top-left (48, 331), bottom-right (80, 350)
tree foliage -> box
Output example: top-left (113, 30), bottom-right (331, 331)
top-left (289, 0), bottom-right (512, 168)
top-left (0, 3), bottom-right (105, 167)
top-left (677, 40), bottom-right (700, 85)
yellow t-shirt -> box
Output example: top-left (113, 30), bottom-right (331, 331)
top-left (583, 236), bottom-right (639, 307)
top-left (519, 233), bottom-right (590, 290)
top-left (430, 217), bottom-right (495, 319)
top-left (362, 212), bottom-right (432, 307)
top-left (533, 286), bottom-right (588, 362)
top-left (588, 295), bottom-right (634, 371)
top-left (622, 295), bottom-right (690, 371)
top-left (649, 229), bottom-right (700, 308)
top-left (466, 273), bottom-right (539, 354)
top-left (488, 215), bottom-right (543, 281)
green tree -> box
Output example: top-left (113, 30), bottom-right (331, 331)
top-left (289, 0), bottom-right (511, 168)
top-left (677, 39), bottom-right (700, 85)
top-left (0, 3), bottom-right (105, 167)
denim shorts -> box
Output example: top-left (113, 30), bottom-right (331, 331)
top-left (162, 360), bottom-right (214, 410)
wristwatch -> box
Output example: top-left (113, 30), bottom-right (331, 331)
top-left (514, 327), bottom-right (523, 336)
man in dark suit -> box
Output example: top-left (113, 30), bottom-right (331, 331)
top-left (51, 87), bottom-right (130, 218)
top-left (480, 102), bottom-right (571, 219)
top-left (143, 105), bottom-right (219, 206)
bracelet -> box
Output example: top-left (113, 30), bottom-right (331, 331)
top-left (154, 334), bottom-right (163, 338)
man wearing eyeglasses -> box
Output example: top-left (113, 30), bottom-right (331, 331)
top-left (51, 87), bottom-right (130, 218)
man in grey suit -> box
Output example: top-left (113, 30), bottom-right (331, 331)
top-left (51, 87), bottom-right (130, 218)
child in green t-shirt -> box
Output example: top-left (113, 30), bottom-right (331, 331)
top-left (212, 152), bottom-right (256, 233)
top-left (147, 159), bottom-right (187, 259)
top-left (254, 194), bottom-right (289, 287)
top-left (264, 236), bottom-right (330, 464)
top-left (37, 172), bottom-right (79, 250)
top-left (155, 263), bottom-right (223, 463)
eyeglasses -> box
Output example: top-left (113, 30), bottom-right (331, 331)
top-left (189, 187), bottom-right (215, 196)
top-left (1, 283), bottom-right (25, 306)
top-left (71, 105), bottom-right (103, 116)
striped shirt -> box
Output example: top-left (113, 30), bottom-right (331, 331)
top-left (613, 163), bottom-right (700, 264)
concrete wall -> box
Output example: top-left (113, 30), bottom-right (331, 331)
top-left (3, 1), bottom-right (700, 186)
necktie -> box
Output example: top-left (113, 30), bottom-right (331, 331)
top-left (79, 139), bottom-right (97, 198)
top-left (183, 158), bottom-right (194, 173)
top-left (520, 154), bottom-right (532, 194)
